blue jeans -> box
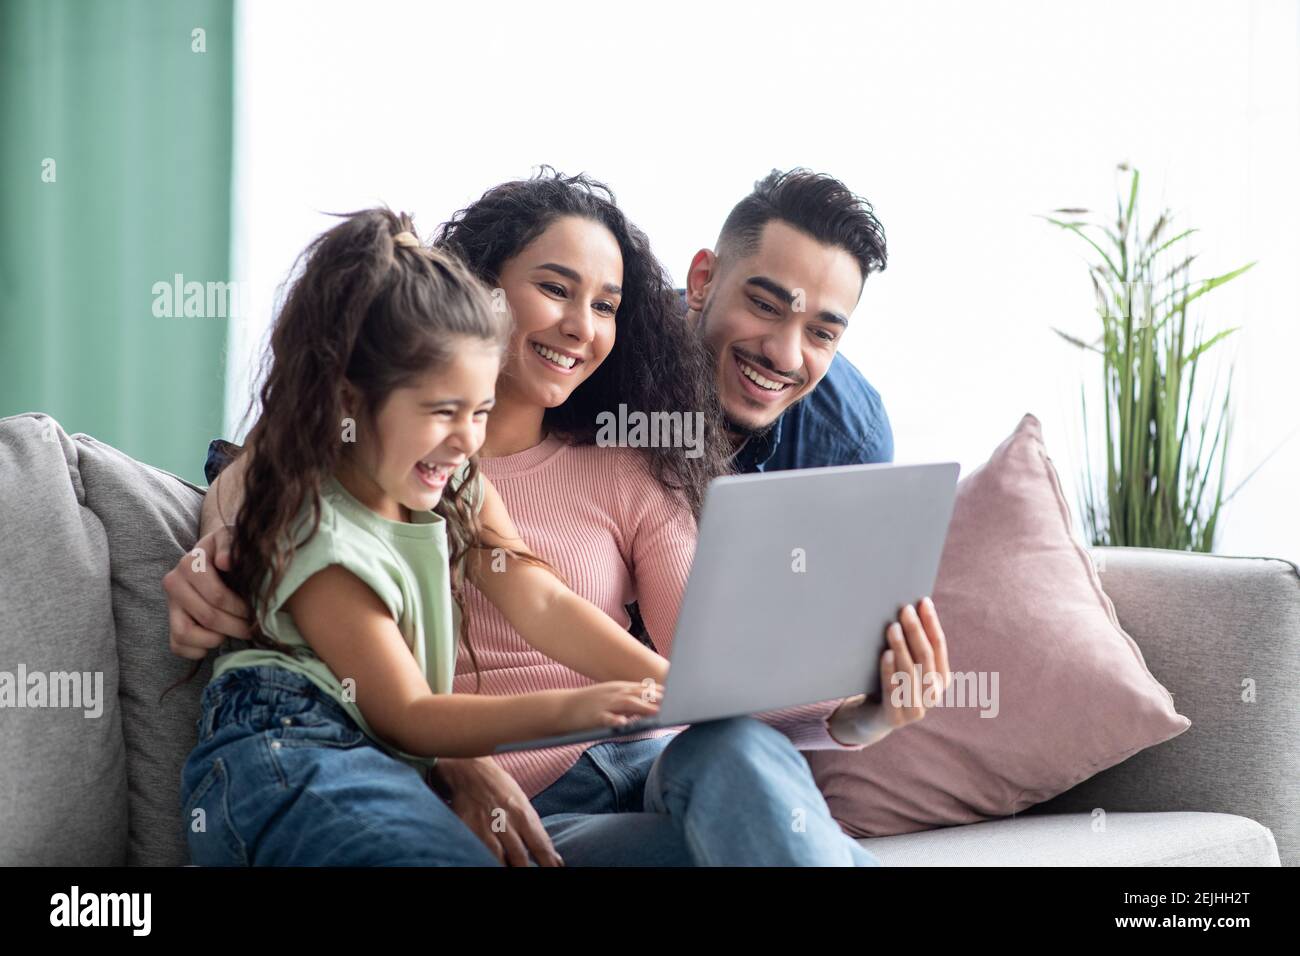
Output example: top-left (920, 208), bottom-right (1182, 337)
top-left (182, 666), bottom-right (878, 866)
top-left (180, 665), bottom-right (499, 866)
top-left (531, 718), bottom-right (881, 866)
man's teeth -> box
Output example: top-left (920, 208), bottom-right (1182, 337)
top-left (739, 360), bottom-right (788, 391)
top-left (531, 342), bottom-right (577, 369)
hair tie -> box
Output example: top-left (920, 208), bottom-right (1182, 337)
top-left (393, 230), bottom-right (420, 249)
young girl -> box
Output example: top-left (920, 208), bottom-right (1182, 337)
top-left (179, 208), bottom-right (669, 866)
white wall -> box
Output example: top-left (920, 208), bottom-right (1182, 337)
top-left (228, 0), bottom-right (1299, 561)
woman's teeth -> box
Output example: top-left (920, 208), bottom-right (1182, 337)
top-left (531, 342), bottom-right (577, 369)
top-left (739, 360), bottom-right (789, 391)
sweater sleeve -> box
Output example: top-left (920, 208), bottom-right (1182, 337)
top-left (750, 699), bottom-right (868, 751)
top-left (616, 452), bottom-right (865, 752)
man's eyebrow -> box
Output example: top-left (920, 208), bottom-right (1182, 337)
top-left (745, 275), bottom-right (849, 328)
top-left (535, 262), bottom-right (622, 296)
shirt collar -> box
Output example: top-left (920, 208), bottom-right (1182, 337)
top-left (730, 413), bottom-right (784, 473)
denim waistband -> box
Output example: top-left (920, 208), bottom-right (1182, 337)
top-left (198, 665), bottom-right (355, 741)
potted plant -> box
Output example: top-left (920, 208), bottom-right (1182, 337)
top-left (1043, 164), bottom-right (1266, 552)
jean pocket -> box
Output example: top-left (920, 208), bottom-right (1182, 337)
top-left (183, 757), bottom-right (249, 866)
top-left (268, 709), bottom-right (368, 749)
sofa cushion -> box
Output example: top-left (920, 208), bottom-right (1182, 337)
top-left (859, 811), bottom-right (1280, 866)
top-left (1024, 547), bottom-right (1300, 867)
top-left (805, 413), bottom-right (1191, 837)
top-left (0, 413), bottom-right (129, 864)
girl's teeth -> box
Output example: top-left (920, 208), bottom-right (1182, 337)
top-left (531, 342), bottom-right (576, 369)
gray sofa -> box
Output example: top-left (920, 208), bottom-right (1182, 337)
top-left (0, 412), bottom-right (1294, 866)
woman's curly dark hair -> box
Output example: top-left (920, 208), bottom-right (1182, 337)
top-left (433, 167), bottom-right (732, 517)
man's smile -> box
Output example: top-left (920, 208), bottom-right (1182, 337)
top-left (732, 350), bottom-right (798, 405)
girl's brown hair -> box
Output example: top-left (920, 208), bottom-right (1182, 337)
top-left (207, 208), bottom-right (515, 693)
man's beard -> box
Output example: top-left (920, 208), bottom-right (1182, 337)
top-left (724, 412), bottom-right (776, 440)
top-left (697, 295), bottom-right (779, 442)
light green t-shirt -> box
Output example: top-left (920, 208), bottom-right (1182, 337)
top-left (213, 468), bottom-right (478, 770)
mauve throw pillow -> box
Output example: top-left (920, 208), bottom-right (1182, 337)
top-left (805, 413), bottom-right (1191, 837)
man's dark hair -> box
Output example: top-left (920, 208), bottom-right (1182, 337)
top-left (717, 168), bottom-right (887, 284)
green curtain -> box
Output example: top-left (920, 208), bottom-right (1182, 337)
top-left (0, 0), bottom-right (233, 483)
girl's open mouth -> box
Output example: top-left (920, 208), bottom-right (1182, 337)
top-left (415, 460), bottom-right (452, 490)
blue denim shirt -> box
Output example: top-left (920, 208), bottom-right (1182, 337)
top-left (731, 351), bottom-right (894, 473)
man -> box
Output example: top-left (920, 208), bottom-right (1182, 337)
top-left (168, 168), bottom-right (948, 866)
top-left (687, 169), bottom-right (893, 474)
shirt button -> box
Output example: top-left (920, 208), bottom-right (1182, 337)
top-left (270, 741), bottom-right (282, 750)
top-left (281, 717), bottom-right (293, 726)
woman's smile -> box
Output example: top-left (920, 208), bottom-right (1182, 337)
top-left (527, 339), bottom-right (584, 375)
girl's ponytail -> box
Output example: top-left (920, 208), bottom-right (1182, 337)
top-left (225, 209), bottom-right (510, 659)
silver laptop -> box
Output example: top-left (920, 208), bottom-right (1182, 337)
top-left (495, 460), bottom-right (960, 754)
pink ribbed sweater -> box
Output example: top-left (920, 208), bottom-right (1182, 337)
top-left (454, 435), bottom-right (864, 799)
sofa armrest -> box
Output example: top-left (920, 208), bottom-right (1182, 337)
top-left (1025, 546), bottom-right (1300, 866)
top-left (0, 413), bottom-right (128, 864)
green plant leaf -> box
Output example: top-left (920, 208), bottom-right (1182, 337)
top-left (1041, 216), bottom-right (1122, 277)
top-left (1053, 327), bottom-right (1105, 353)
top-left (1176, 261), bottom-right (1258, 312)
top-left (1045, 165), bottom-right (1257, 552)
top-left (1181, 326), bottom-right (1241, 366)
